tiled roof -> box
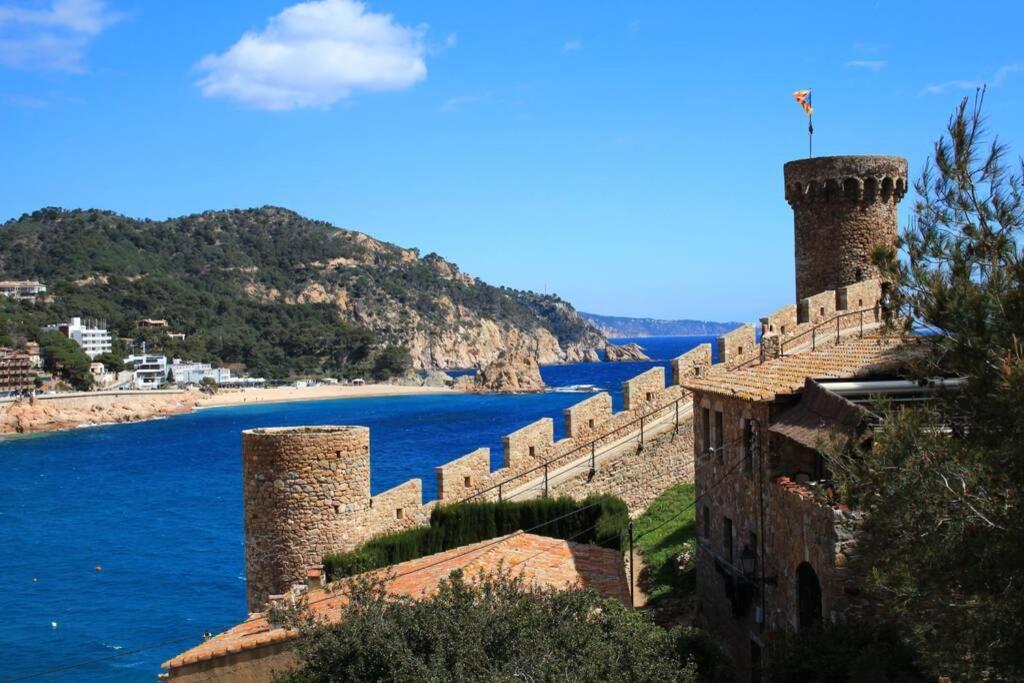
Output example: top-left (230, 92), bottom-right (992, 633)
top-left (682, 336), bottom-right (917, 401)
top-left (163, 532), bottom-right (629, 672)
top-left (769, 379), bottom-right (869, 450)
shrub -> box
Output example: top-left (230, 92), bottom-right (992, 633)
top-left (323, 495), bottom-right (629, 581)
top-left (276, 570), bottom-right (700, 683)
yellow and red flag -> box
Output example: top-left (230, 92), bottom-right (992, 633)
top-left (793, 89), bottom-right (813, 116)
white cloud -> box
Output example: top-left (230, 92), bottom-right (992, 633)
top-left (846, 59), bottom-right (886, 71)
top-left (922, 62), bottom-right (1022, 95)
top-left (438, 93), bottom-right (482, 112)
top-left (562, 39), bottom-right (582, 52)
top-left (0, 0), bottom-right (122, 72)
top-left (196, 0), bottom-right (429, 111)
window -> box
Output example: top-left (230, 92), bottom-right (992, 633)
top-left (701, 408), bottom-right (711, 454)
top-left (781, 325), bottom-right (787, 335)
top-left (819, 306), bottom-right (825, 317)
top-left (396, 508), bottom-right (404, 520)
top-left (588, 418), bottom-right (595, 429)
top-left (714, 411), bottom-right (724, 460)
top-left (646, 391), bottom-right (654, 401)
top-left (743, 419), bottom-right (754, 474)
top-left (737, 345), bottom-right (744, 356)
top-left (528, 446), bottom-right (536, 457)
top-left (702, 505), bottom-right (710, 539)
top-left (723, 517), bottom-right (733, 562)
top-left (464, 475), bottom-right (472, 488)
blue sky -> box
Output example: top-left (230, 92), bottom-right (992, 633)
top-left (1, 0), bottom-right (1022, 321)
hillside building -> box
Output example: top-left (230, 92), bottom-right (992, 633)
top-left (0, 349), bottom-right (34, 394)
top-left (169, 359), bottom-right (232, 385)
top-left (124, 352), bottom-right (169, 390)
top-left (43, 317), bottom-right (113, 359)
top-left (0, 280), bottom-right (46, 301)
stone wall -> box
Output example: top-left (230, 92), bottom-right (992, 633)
top-left (435, 448), bottom-right (493, 502)
top-left (784, 155), bottom-right (908, 302)
top-left (622, 367), bottom-right (666, 411)
top-left (671, 343), bottom-right (712, 385)
top-left (564, 392), bottom-right (612, 440)
top-left (502, 418), bottom-right (554, 469)
top-left (717, 324), bottom-right (757, 368)
top-left (555, 414), bottom-right (695, 514)
top-left (242, 426), bottom-right (372, 611)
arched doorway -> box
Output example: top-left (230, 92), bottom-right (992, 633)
top-left (796, 562), bottom-right (822, 630)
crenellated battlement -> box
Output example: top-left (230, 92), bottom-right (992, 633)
top-left (783, 155), bottom-right (907, 302)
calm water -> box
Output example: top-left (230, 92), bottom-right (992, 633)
top-left (0, 337), bottom-right (712, 681)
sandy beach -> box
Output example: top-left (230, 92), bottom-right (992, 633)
top-left (194, 383), bottom-right (458, 408)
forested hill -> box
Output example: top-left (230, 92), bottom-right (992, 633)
top-left (0, 207), bottom-right (604, 379)
top-left (581, 312), bottom-right (742, 338)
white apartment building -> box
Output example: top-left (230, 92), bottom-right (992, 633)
top-left (168, 359), bottom-right (232, 385)
top-left (43, 317), bottom-right (113, 359)
top-left (124, 353), bottom-right (169, 390)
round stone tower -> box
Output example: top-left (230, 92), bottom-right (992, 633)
top-left (784, 155), bottom-right (908, 302)
top-left (242, 426), bottom-right (370, 611)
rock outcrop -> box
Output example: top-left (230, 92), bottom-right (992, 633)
top-left (604, 342), bottom-right (651, 362)
top-left (0, 392), bottom-right (197, 434)
top-left (459, 352), bottom-right (546, 394)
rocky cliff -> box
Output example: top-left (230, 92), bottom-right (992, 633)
top-left (456, 351), bottom-right (546, 393)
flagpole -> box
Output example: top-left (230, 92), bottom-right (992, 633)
top-left (808, 90), bottom-right (813, 158)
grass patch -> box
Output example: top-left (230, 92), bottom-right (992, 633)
top-left (633, 483), bottom-right (697, 604)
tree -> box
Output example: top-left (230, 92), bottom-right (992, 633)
top-left (38, 330), bottom-right (93, 390)
top-left (93, 352), bottom-right (124, 373)
top-left (371, 345), bottom-right (412, 381)
top-left (274, 570), bottom-right (702, 683)
top-left (826, 90), bottom-right (1024, 680)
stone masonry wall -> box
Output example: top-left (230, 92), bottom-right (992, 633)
top-left (502, 418), bottom-right (554, 469)
top-left (242, 426), bottom-right (371, 611)
top-left (671, 343), bottom-right (712, 385)
top-left (717, 324), bottom-right (757, 369)
top-left (784, 155), bottom-right (908, 302)
top-left (622, 367), bottom-right (666, 411)
top-left (435, 448), bottom-right (493, 502)
top-left (564, 392), bottom-right (613, 440)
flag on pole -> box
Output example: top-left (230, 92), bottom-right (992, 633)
top-left (792, 89), bottom-right (813, 116)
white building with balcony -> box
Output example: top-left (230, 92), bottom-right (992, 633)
top-left (0, 280), bottom-right (46, 301)
top-left (43, 317), bottom-right (112, 359)
top-left (124, 353), bottom-right (168, 390)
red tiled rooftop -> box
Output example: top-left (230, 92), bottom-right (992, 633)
top-left (682, 336), bottom-right (918, 401)
top-left (163, 532), bottom-right (628, 672)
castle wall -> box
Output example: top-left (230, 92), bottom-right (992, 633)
top-left (717, 324), bottom-right (759, 369)
top-left (564, 392), bottom-right (612, 440)
top-left (671, 343), bottom-right (712, 385)
top-left (502, 418), bottom-right (554, 469)
top-left (436, 448), bottom-right (493, 502)
top-left (622, 367), bottom-right (665, 411)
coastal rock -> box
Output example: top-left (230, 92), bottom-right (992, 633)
top-left (463, 352), bottom-right (545, 394)
top-left (420, 371), bottom-right (455, 388)
top-left (0, 393), bottom-right (197, 435)
top-left (604, 342), bottom-right (650, 362)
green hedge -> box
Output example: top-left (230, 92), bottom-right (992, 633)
top-left (324, 494), bottom-right (629, 581)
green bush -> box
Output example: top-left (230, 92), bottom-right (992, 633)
top-left (324, 494), bottom-right (629, 581)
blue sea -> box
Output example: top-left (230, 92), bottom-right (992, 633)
top-left (0, 337), bottom-right (713, 681)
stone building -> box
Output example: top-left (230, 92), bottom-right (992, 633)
top-left (683, 337), bottom-right (914, 680)
top-left (784, 155), bottom-right (907, 302)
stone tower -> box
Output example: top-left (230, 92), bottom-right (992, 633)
top-left (784, 155), bottom-right (908, 302)
top-left (242, 426), bottom-right (370, 611)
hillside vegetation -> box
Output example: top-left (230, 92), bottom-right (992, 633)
top-left (582, 312), bottom-right (741, 338)
top-left (0, 207), bottom-right (603, 379)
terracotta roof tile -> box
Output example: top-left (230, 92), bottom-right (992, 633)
top-left (163, 532), bottom-right (628, 672)
top-left (682, 337), bottom-right (917, 401)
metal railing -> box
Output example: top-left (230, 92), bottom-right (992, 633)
top-left (459, 393), bottom-right (691, 504)
top-left (779, 305), bottom-right (878, 357)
